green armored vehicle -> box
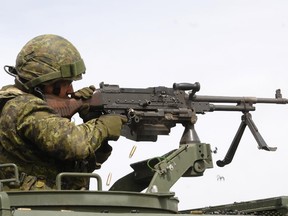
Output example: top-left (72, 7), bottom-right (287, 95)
top-left (1, 82), bottom-right (287, 216)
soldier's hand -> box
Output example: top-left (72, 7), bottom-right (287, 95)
top-left (98, 114), bottom-right (128, 140)
top-left (78, 103), bottom-right (90, 122)
top-left (71, 85), bottom-right (96, 100)
top-left (79, 105), bottom-right (103, 122)
top-left (94, 141), bottom-right (113, 169)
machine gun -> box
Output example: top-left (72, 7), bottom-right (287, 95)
top-left (46, 82), bottom-right (288, 168)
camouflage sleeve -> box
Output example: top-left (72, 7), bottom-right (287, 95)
top-left (16, 95), bottom-right (109, 160)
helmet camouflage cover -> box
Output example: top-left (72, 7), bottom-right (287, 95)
top-left (15, 34), bottom-right (86, 90)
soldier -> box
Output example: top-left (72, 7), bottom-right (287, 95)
top-left (0, 34), bottom-right (127, 190)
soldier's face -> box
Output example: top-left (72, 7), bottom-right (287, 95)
top-left (44, 81), bottom-right (74, 98)
top-left (58, 81), bottom-right (74, 98)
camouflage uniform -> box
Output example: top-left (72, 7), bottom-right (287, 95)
top-left (0, 85), bottom-right (116, 190)
top-left (0, 35), bottom-right (125, 190)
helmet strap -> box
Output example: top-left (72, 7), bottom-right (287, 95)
top-left (14, 76), bottom-right (44, 100)
top-left (33, 87), bottom-right (45, 100)
top-left (14, 77), bottom-right (30, 92)
top-left (4, 65), bottom-right (17, 77)
top-left (22, 59), bottom-right (85, 90)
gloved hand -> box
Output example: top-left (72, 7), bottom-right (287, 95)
top-left (98, 114), bottom-right (128, 140)
top-left (71, 85), bottom-right (96, 100)
top-left (79, 106), bottom-right (103, 123)
top-left (72, 85), bottom-right (96, 121)
top-left (94, 141), bottom-right (113, 169)
top-left (77, 103), bottom-right (91, 122)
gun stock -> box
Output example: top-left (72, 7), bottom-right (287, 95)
top-left (45, 94), bottom-right (83, 119)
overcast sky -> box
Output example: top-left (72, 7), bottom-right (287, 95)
top-left (1, 0), bottom-right (288, 210)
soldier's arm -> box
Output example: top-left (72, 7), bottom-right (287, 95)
top-left (16, 95), bottom-right (110, 160)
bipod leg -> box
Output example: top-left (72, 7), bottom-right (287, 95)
top-left (216, 116), bottom-right (247, 167)
top-left (217, 112), bottom-right (277, 167)
top-left (244, 113), bottom-right (277, 151)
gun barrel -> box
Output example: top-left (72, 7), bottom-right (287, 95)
top-left (211, 104), bottom-right (255, 112)
top-left (255, 98), bottom-right (288, 104)
top-left (192, 95), bottom-right (288, 104)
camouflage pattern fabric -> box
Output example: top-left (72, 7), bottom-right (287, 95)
top-left (0, 85), bottom-right (25, 98)
top-left (0, 85), bottom-right (113, 190)
top-left (16, 34), bottom-right (85, 89)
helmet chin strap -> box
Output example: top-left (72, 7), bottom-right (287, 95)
top-left (13, 77), bottom-right (29, 92)
top-left (4, 65), bottom-right (30, 93)
top-left (4, 65), bottom-right (17, 77)
top-left (33, 87), bottom-right (45, 100)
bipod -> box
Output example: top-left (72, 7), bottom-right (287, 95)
top-left (216, 112), bottom-right (277, 167)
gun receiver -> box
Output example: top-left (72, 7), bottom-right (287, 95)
top-left (45, 82), bottom-right (288, 167)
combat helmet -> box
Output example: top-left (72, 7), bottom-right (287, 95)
top-left (11, 34), bottom-right (86, 91)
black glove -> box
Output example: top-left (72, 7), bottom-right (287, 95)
top-left (79, 107), bottom-right (103, 122)
top-left (94, 141), bottom-right (113, 169)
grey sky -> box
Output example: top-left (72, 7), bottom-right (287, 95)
top-left (1, 0), bottom-right (288, 210)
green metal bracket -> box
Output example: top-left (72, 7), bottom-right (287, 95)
top-left (146, 143), bottom-right (213, 193)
